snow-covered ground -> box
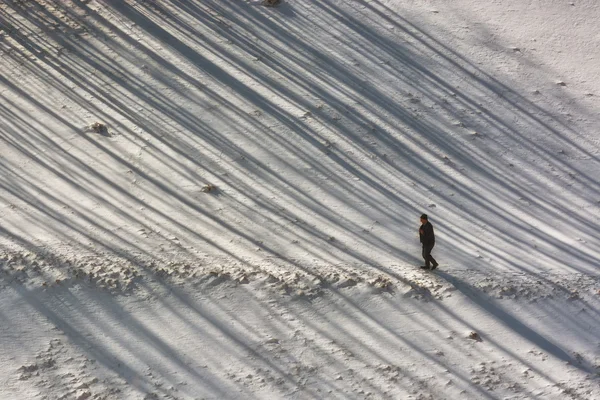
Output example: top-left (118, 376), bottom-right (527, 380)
top-left (1, 0), bottom-right (599, 398)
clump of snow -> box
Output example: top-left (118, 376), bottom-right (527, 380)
top-left (88, 122), bottom-right (109, 136)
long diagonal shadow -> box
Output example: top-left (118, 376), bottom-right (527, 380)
top-left (434, 270), bottom-right (583, 371)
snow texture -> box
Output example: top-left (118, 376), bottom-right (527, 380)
top-left (1, 0), bottom-right (599, 399)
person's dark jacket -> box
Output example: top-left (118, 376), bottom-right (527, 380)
top-left (419, 221), bottom-right (435, 246)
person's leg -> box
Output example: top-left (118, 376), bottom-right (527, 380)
top-left (424, 244), bottom-right (438, 269)
top-left (422, 245), bottom-right (431, 267)
top-left (429, 254), bottom-right (438, 269)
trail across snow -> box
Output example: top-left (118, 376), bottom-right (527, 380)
top-left (1, 0), bottom-right (600, 399)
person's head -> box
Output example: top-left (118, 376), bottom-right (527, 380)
top-left (420, 214), bottom-right (428, 224)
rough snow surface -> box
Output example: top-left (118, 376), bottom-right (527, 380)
top-left (2, 250), bottom-right (600, 399)
top-left (1, 0), bottom-right (600, 399)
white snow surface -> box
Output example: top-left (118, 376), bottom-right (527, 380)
top-left (1, 0), bottom-right (600, 399)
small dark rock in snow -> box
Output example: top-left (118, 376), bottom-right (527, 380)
top-left (556, 81), bottom-right (567, 86)
top-left (201, 184), bottom-right (216, 193)
top-left (88, 121), bottom-right (111, 136)
top-left (262, 0), bottom-right (280, 7)
top-left (90, 121), bottom-right (105, 132)
top-left (468, 331), bottom-right (482, 341)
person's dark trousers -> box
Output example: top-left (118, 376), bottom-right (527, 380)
top-left (422, 243), bottom-right (437, 267)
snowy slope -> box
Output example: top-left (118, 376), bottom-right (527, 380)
top-left (1, 0), bottom-right (600, 399)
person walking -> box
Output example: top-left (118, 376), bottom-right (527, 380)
top-left (419, 214), bottom-right (438, 270)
